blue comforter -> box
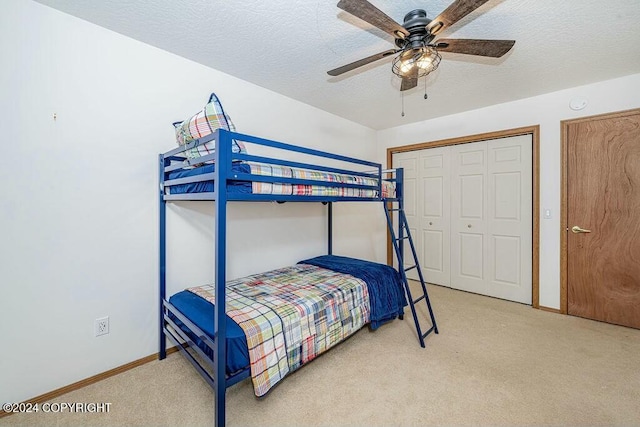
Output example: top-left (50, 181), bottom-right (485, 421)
top-left (299, 255), bottom-right (406, 329)
top-left (167, 163), bottom-right (252, 194)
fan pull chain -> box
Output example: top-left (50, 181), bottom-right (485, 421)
top-left (401, 91), bottom-right (405, 117)
top-left (424, 76), bottom-right (428, 100)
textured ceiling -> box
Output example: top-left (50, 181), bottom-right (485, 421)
top-left (34, 0), bottom-right (640, 130)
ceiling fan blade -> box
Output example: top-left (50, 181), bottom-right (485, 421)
top-left (427, 0), bottom-right (490, 35)
top-left (400, 77), bottom-right (418, 91)
top-left (337, 0), bottom-right (409, 39)
top-left (400, 67), bottom-right (418, 91)
top-left (436, 38), bottom-right (515, 57)
top-left (327, 49), bottom-right (398, 76)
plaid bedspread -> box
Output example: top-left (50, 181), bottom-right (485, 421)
top-left (187, 264), bottom-right (370, 396)
top-left (246, 162), bottom-right (395, 198)
top-left (166, 161), bottom-right (396, 198)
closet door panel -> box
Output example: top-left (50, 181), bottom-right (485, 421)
top-left (419, 147), bottom-right (450, 286)
top-left (451, 142), bottom-right (488, 294)
top-left (487, 135), bottom-right (532, 304)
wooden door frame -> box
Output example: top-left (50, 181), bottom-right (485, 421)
top-left (386, 125), bottom-right (540, 308)
top-left (560, 108), bottom-right (640, 314)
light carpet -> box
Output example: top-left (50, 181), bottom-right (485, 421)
top-left (2, 284), bottom-right (640, 426)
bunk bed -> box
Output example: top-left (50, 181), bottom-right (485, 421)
top-left (159, 124), bottom-right (437, 427)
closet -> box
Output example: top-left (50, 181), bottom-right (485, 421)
top-left (393, 134), bottom-right (532, 304)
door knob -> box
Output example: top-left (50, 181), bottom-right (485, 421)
top-left (571, 225), bottom-right (591, 234)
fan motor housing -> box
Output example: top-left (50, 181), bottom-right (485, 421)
top-left (395, 9), bottom-right (435, 50)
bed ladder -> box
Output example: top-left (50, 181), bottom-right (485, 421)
top-left (384, 202), bottom-right (438, 347)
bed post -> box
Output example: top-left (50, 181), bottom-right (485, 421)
top-left (159, 154), bottom-right (167, 360)
top-left (214, 129), bottom-right (229, 427)
top-left (328, 202), bottom-right (333, 255)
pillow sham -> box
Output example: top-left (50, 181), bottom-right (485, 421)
top-left (173, 93), bottom-right (247, 163)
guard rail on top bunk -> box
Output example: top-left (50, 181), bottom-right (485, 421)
top-left (158, 128), bottom-right (404, 427)
top-left (160, 128), bottom-right (392, 202)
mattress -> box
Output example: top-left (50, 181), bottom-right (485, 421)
top-left (168, 290), bottom-right (250, 375)
top-left (166, 255), bottom-right (406, 394)
top-left (165, 161), bottom-right (394, 198)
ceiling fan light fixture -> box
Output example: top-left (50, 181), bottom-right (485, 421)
top-left (398, 51), bottom-right (417, 74)
top-left (392, 46), bottom-right (441, 78)
top-left (417, 51), bottom-right (436, 70)
top-left (399, 60), bottom-right (415, 75)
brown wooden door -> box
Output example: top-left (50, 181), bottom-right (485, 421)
top-left (566, 109), bottom-right (640, 329)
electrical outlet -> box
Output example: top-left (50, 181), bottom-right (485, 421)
top-left (95, 316), bottom-right (109, 337)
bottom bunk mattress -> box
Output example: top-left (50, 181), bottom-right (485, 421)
top-left (166, 255), bottom-right (406, 396)
top-left (168, 290), bottom-right (250, 374)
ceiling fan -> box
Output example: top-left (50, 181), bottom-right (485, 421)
top-left (327, 0), bottom-right (515, 91)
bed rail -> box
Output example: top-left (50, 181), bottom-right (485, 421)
top-left (160, 129), bottom-right (386, 203)
top-left (162, 300), bottom-right (251, 389)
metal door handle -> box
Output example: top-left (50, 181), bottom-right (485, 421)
top-left (571, 226), bottom-right (591, 234)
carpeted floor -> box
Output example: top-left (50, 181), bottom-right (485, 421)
top-left (3, 284), bottom-right (640, 426)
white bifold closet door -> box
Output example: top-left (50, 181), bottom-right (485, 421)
top-left (418, 146), bottom-right (451, 286)
top-left (393, 152), bottom-right (420, 280)
top-left (393, 134), bottom-right (532, 304)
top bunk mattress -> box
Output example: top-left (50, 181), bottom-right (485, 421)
top-left (165, 161), bottom-right (395, 198)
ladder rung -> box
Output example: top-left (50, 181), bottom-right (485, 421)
top-left (387, 208), bottom-right (402, 212)
top-left (413, 295), bottom-right (426, 304)
top-left (404, 265), bottom-right (417, 272)
top-left (421, 325), bottom-right (436, 339)
top-left (397, 236), bottom-right (409, 240)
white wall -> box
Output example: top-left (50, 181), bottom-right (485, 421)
top-left (376, 73), bottom-right (640, 309)
top-left (0, 0), bottom-right (378, 404)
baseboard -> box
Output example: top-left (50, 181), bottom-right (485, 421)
top-left (538, 305), bottom-right (562, 314)
top-left (0, 347), bottom-right (178, 419)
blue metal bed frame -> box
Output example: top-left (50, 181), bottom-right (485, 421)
top-left (158, 128), bottom-right (404, 427)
